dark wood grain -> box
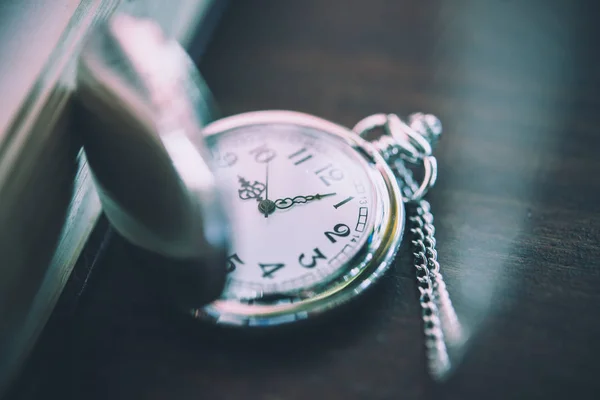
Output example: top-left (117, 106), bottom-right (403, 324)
top-left (8, 1), bottom-right (600, 399)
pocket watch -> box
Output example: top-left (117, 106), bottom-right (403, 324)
top-left (76, 11), bottom-right (461, 381)
top-left (195, 110), bottom-right (461, 379)
top-left (195, 110), bottom-right (433, 324)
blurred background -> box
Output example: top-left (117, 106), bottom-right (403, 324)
top-left (3, 0), bottom-right (600, 399)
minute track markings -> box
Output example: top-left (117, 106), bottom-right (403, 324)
top-left (355, 207), bottom-right (368, 232)
top-left (328, 244), bottom-right (355, 265)
top-left (354, 180), bottom-right (366, 194)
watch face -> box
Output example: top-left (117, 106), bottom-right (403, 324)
top-left (199, 111), bottom-right (404, 326)
top-left (208, 123), bottom-right (377, 300)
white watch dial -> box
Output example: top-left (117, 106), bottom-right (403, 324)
top-left (209, 124), bottom-right (376, 300)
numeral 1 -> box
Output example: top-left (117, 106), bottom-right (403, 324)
top-left (333, 196), bottom-right (354, 209)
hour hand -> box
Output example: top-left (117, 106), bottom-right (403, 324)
top-left (237, 175), bottom-right (266, 201)
top-left (273, 193), bottom-right (336, 210)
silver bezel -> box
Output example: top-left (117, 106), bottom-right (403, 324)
top-left (193, 110), bottom-right (404, 326)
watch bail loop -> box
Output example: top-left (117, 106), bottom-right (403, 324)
top-left (353, 113), bottom-right (442, 203)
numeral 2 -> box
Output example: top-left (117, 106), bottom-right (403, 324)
top-left (324, 223), bottom-right (351, 243)
top-left (259, 263), bottom-right (285, 278)
top-left (298, 248), bottom-right (327, 268)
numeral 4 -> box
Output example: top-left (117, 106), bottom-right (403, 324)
top-left (259, 263), bottom-right (285, 278)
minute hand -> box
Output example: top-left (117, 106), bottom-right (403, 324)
top-left (273, 193), bottom-right (336, 210)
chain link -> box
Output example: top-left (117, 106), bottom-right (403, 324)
top-left (394, 146), bottom-right (462, 382)
top-left (353, 113), bottom-right (462, 381)
top-left (419, 204), bottom-right (463, 348)
top-left (409, 209), bottom-right (450, 380)
top-left (394, 162), bottom-right (460, 380)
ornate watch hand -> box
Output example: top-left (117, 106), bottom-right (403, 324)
top-left (273, 193), bottom-right (336, 210)
top-left (237, 175), bottom-right (266, 201)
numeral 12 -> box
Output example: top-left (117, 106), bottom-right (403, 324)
top-left (315, 163), bottom-right (344, 186)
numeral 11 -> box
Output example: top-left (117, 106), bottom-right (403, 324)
top-left (288, 147), bottom-right (314, 165)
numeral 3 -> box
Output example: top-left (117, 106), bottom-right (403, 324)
top-left (298, 248), bottom-right (327, 268)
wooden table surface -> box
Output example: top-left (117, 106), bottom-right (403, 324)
top-left (8, 1), bottom-right (600, 399)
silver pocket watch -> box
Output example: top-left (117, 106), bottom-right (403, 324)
top-left (77, 12), bottom-right (462, 381)
top-left (197, 111), bottom-right (462, 379)
top-left (197, 110), bottom-right (436, 324)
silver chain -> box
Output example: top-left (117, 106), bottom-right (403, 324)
top-left (410, 203), bottom-right (451, 380)
top-left (396, 161), bottom-right (461, 381)
top-left (354, 113), bottom-right (462, 382)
